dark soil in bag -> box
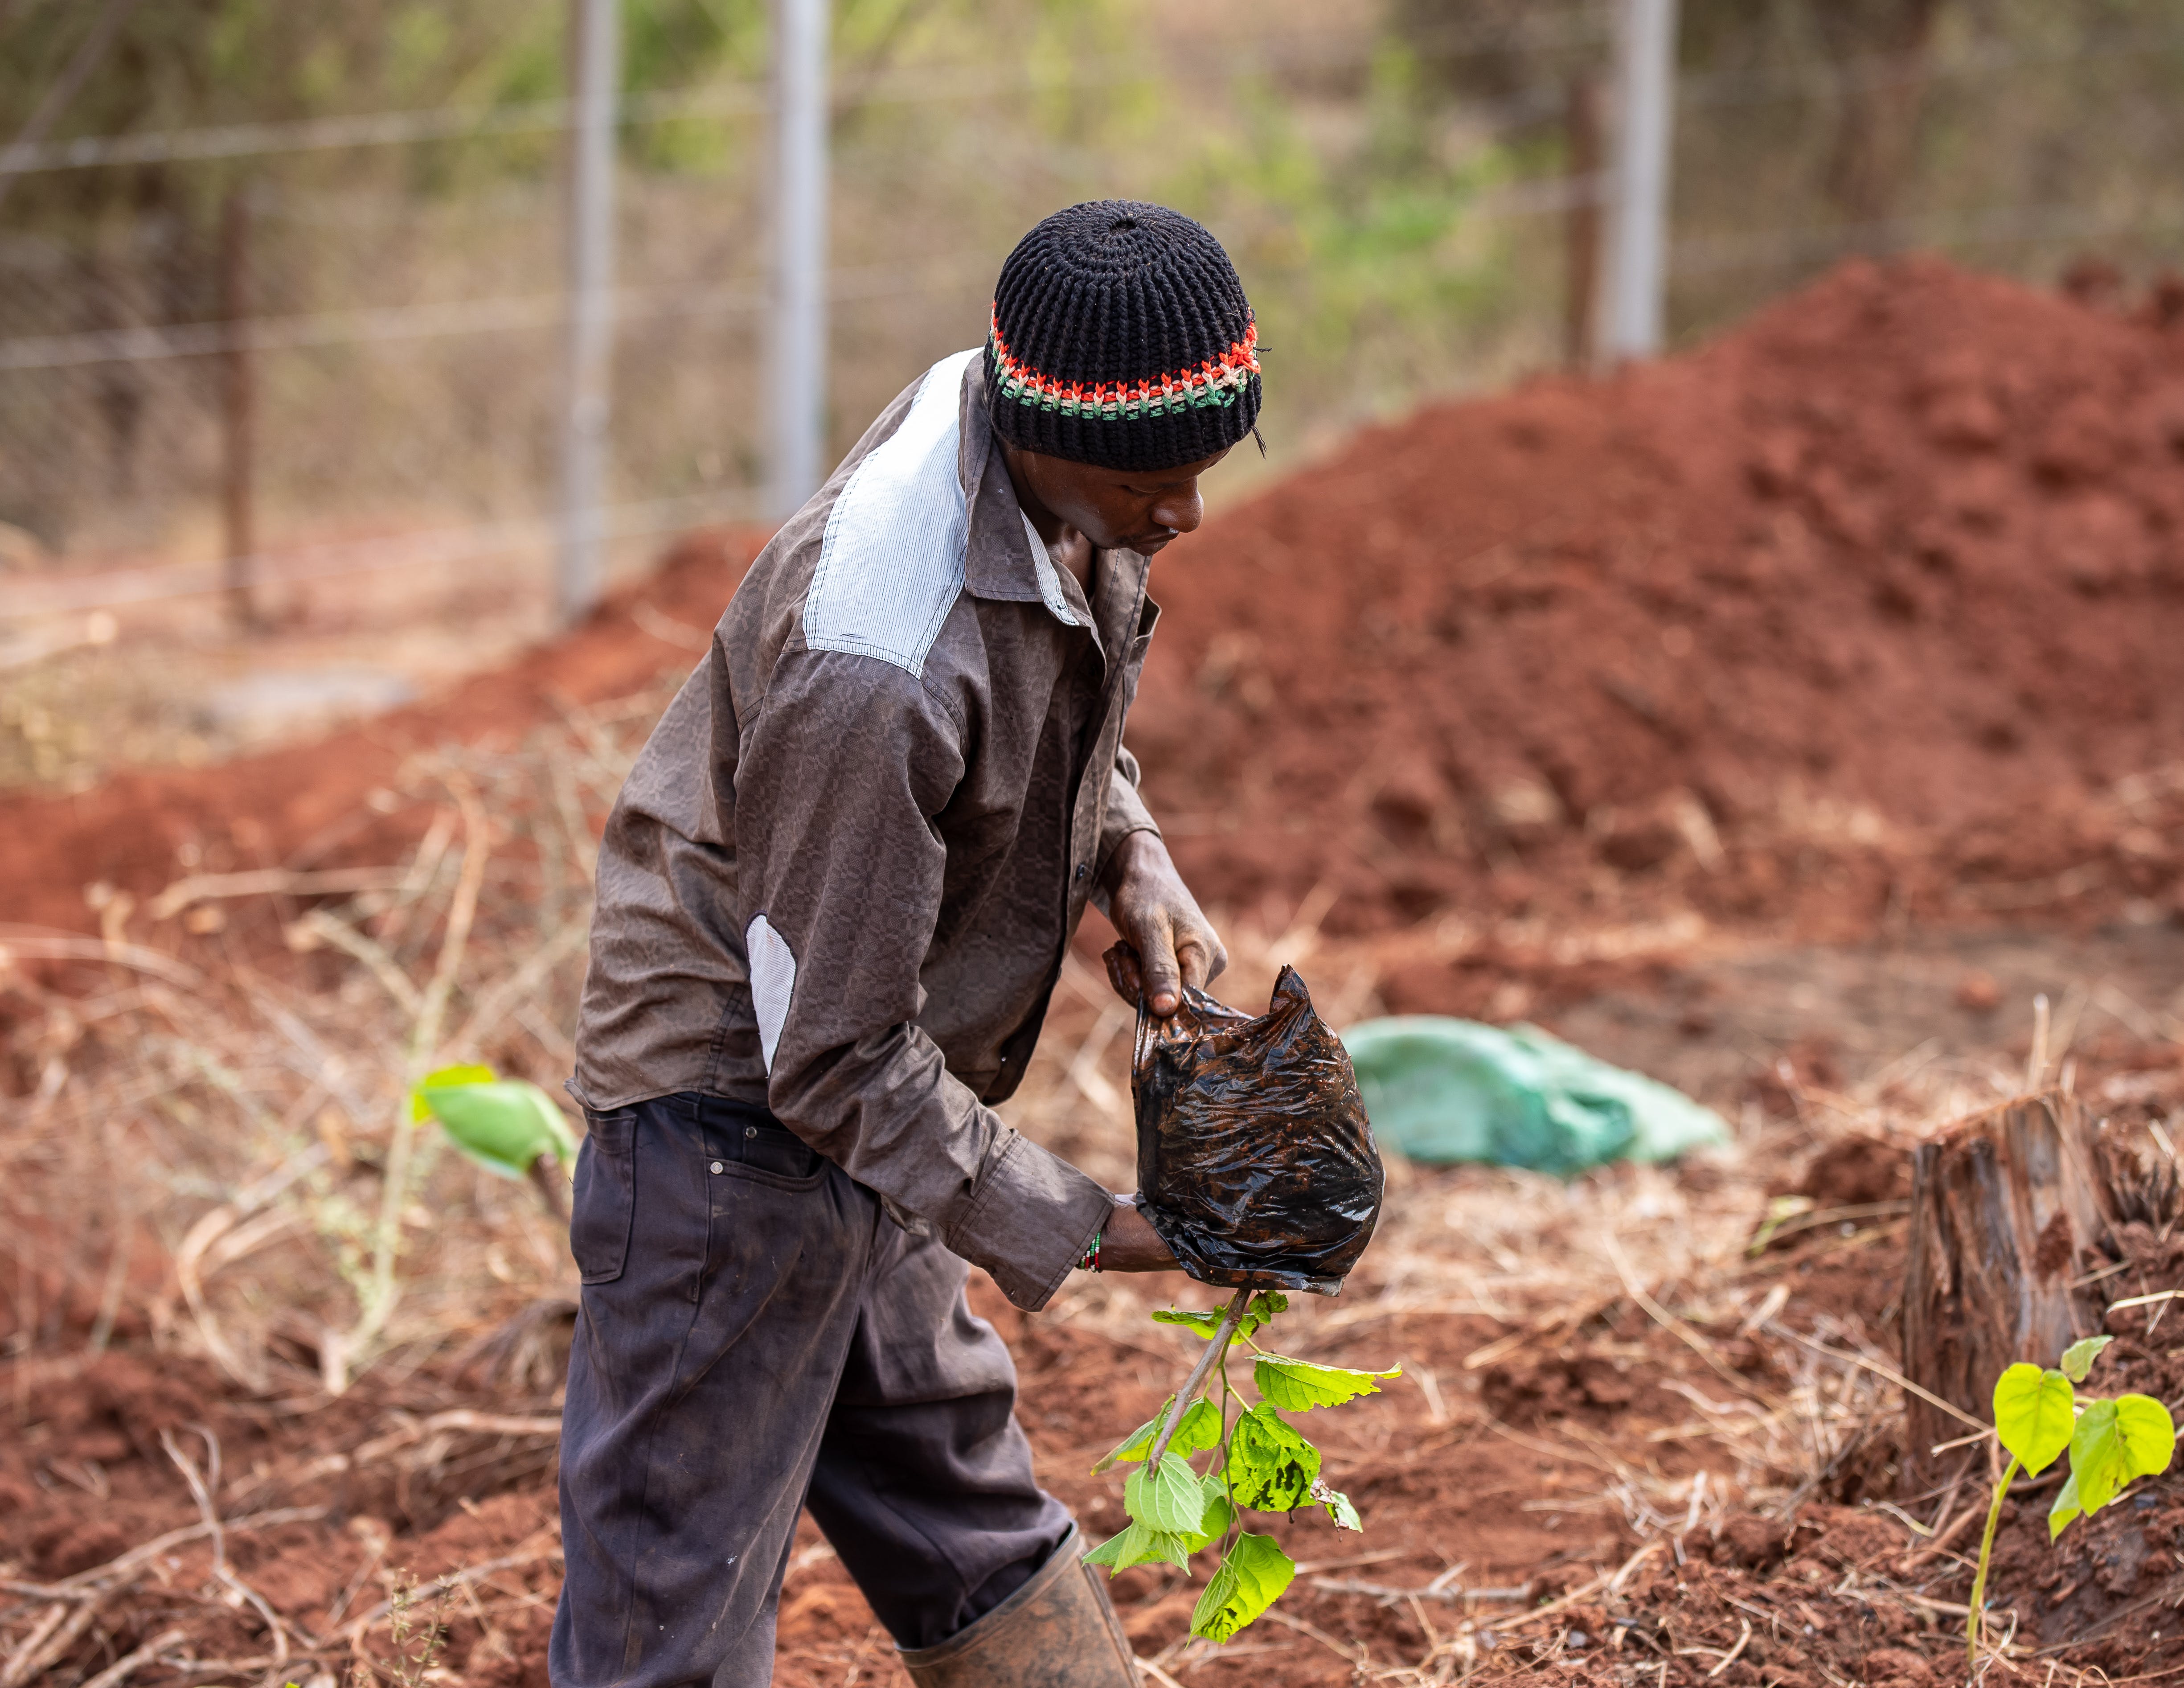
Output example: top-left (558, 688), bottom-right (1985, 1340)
top-left (1127, 963), bottom-right (1382, 1294)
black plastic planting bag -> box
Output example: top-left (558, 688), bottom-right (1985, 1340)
top-left (1130, 965), bottom-right (1382, 1294)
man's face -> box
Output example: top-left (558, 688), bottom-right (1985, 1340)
top-left (1004, 446), bottom-right (1231, 558)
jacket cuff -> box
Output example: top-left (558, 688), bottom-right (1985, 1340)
top-left (948, 1132), bottom-right (1116, 1311)
top-left (1094, 776), bottom-right (1162, 888)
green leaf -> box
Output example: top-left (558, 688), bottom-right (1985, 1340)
top-left (2071, 1401), bottom-right (2125, 1516)
top-left (1082, 1520), bottom-right (1192, 1574)
top-left (1153, 1291), bottom-right (1289, 1342)
top-left (1225, 1405), bottom-right (1321, 1512)
top-left (1094, 1408), bottom-right (1166, 1474)
top-left (1093, 1396), bottom-right (1220, 1474)
top-left (1092, 1420), bottom-right (1153, 1475)
top-left (2049, 1470), bottom-right (2082, 1541)
top-left (1167, 1398), bottom-right (1224, 1459)
top-left (1182, 1476), bottom-right (1234, 1553)
top-left (1189, 1534), bottom-right (1296, 1642)
top-left (2118, 1394), bottom-right (2180, 1475)
top-left (1153, 1307), bottom-right (1229, 1339)
top-left (2059, 1336), bottom-right (2114, 1384)
top-left (1254, 1353), bottom-right (1402, 1413)
top-left (1311, 1478), bottom-right (1361, 1532)
top-left (1991, 1363), bottom-right (2074, 1475)
top-left (2069, 1394), bottom-right (2178, 1517)
top-left (410, 1062), bottom-right (496, 1121)
top-left (1125, 1453), bottom-right (1207, 1533)
top-left (417, 1079), bottom-right (578, 1176)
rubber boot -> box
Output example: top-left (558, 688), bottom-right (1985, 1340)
top-left (896, 1526), bottom-right (1138, 1688)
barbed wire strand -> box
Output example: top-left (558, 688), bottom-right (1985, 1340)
top-left (5, 188), bottom-right (2177, 622)
top-left (0, 254), bottom-right (991, 371)
top-left (4, 18), bottom-right (2176, 179)
top-left (6, 185), bottom-right (2178, 376)
top-left (1671, 199), bottom-right (2184, 277)
top-left (4, 8), bottom-right (2180, 621)
top-left (0, 13), bottom-right (1618, 177)
top-left (1, 488), bottom-right (762, 620)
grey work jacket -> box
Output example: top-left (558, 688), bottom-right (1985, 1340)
top-left (570, 349), bottom-right (1162, 1310)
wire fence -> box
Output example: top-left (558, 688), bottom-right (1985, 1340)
top-left (1, 3), bottom-right (2180, 624)
top-left (0, 14), bottom-right (1622, 177)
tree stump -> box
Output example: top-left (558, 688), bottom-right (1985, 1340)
top-left (1901, 1091), bottom-right (2121, 1480)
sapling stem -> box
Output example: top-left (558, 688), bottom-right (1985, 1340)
top-left (527, 1153), bottom-right (570, 1220)
top-left (1146, 1286), bottom-right (1254, 1468)
top-left (1966, 1454), bottom-right (2020, 1666)
top-left (1216, 1343), bottom-right (1242, 1552)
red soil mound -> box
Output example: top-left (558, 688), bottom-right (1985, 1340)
top-left (8, 258), bottom-right (2184, 961)
top-left (1129, 255), bottom-right (2184, 944)
top-left (0, 533), bottom-right (763, 936)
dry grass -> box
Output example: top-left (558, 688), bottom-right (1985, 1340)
top-left (0, 678), bottom-right (669, 1395)
top-left (4, 690), bottom-right (2157, 1688)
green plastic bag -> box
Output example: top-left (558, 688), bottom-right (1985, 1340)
top-left (1339, 1018), bottom-right (1729, 1175)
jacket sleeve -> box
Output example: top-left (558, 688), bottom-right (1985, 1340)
top-left (1094, 743), bottom-right (1162, 883)
top-left (732, 645), bottom-right (1114, 1309)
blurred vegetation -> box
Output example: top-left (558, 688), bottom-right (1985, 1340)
top-left (1394, 0), bottom-right (2184, 336)
top-left (0, 0), bottom-right (2180, 557)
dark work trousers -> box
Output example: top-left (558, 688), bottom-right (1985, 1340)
top-left (549, 1092), bottom-right (1074, 1688)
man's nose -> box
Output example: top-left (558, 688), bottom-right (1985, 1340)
top-left (1151, 484), bottom-right (1204, 534)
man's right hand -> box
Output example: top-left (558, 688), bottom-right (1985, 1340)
top-left (1097, 1198), bottom-right (1178, 1272)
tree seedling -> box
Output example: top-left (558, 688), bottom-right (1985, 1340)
top-left (411, 1064), bottom-right (576, 1215)
top-left (1085, 1287), bottom-right (1399, 1642)
top-left (1968, 1335), bottom-right (2177, 1663)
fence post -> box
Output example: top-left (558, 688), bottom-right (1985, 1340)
top-left (557, 0), bottom-right (619, 625)
top-left (1603, 0), bottom-right (1678, 360)
top-left (770, 0), bottom-right (829, 521)
top-left (1564, 74), bottom-right (1605, 371)
top-left (219, 185), bottom-right (258, 629)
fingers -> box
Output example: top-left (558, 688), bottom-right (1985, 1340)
top-left (1102, 837), bottom-right (1221, 1019)
top-left (1175, 925), bottom-right (1228, 992)
top-left (1138, 914), bottom-right (1185, 1019)
top-left (1102, 941), bottom-right (1144, 1006)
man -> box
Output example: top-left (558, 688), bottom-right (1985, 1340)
top-left (554, 201), bottom-right (1260, 1688)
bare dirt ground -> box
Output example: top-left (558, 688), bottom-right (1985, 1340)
top-left (8, 943), bottom-right (2183, 1688)
top-left (7, 256), bottom-right (2184, 1688)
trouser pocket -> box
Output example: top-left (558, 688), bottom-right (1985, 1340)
top-left (553, 1098), bottom-right (873, 1688)
top-left (570, 1108), bottom-right (638, 1284)
top-left (714, 1112), bottom-right (827, 1182)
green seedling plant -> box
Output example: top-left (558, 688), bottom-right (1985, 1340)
top-left (411, 1063), bottom-right (577, 1215)
top-left (1968, 1335), bottom-right (2177, 1663)
top-left (1085, 1286), bottom-right (1399, 1642)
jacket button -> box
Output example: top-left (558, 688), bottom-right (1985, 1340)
top-left (1074, 863), bottom-right (1088, 882)
top-left (745, 1125), bottom-right (757, 1138)
top-left (710, 1161), bottom-right (725, 1175)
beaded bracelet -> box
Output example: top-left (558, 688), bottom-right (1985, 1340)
top-left (1077, 1228), bottom-right (1102, 1272)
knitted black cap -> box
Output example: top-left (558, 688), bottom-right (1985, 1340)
top-left (985, 200), bottom-right (1260, 472)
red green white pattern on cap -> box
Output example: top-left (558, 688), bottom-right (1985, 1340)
top-left (987, 309), bottom-right (1260, 423)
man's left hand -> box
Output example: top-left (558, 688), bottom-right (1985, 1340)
top-left (1099, 831), bottom-right (1227, 1018)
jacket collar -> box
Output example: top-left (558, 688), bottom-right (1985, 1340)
top-left (957, 354), bottom-right (1107, 630)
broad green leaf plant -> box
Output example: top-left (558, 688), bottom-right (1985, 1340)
top-left (414, 1064), bottom-right (576, 1174)
top-left (1968, 1335), bottom-right (2177, 1663)
top-left (411, 1064), bottom-right (576, 1213)
top-left (1086, 1287), bottom-right (1399, 1642)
